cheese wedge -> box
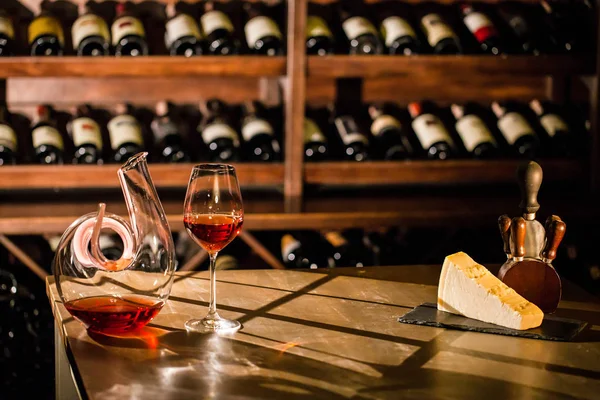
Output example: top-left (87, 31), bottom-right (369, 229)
top-left (438, 252), bottom-right (543, 330)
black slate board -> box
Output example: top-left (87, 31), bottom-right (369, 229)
top-left (398, 303), bottom-right (588, 341)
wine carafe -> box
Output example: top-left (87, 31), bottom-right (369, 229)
top-left (53, 152), bottom-right (176, 334)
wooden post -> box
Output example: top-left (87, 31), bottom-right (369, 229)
top-left (284, 0), bottom-right (307, 213)
top-left (591, 4), bottom-right (600, 192)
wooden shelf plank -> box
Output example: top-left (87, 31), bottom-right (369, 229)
top-left (0, 163), bottom-right (285, 190)
top-left (308, 55), bottom-right (595, 78)
top-left (0, 57), bottom-right (286, 78)
top-left (304, 160), bottom-right (585, 186)
top-left (0, 190), bottom-right (595, 234)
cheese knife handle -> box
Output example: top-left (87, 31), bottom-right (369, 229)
top-left (541, 216), bottom-right (566, 263)
top-left (511, 216), bottom-right (527, 260)
top-left (498, 214), bottom-right (512, 256)
top-left (517, 161), bottom-right (543, 219)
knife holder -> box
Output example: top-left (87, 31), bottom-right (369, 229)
top-left (497, 161), bottom-right (566, 313)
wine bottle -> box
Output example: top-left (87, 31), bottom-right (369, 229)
top-left (324, 231), bottom-right (370, 268)
top-left (303, 117), bottom-right (329, 161)
top-left (539, 0), bottom-right (579, 53)
top-left (340, 2), bottom-right (383, 55)
top-left (164, 3), bottom-right (203, 57)
top-left (28, 7), bottom-right (64, 56)
top-left (418, 4), bottom-right (461, 54)
top-left (408, 102), bottom-right (454, 160)
top-left (99, 234), bottom-right (124, 261)
top-left (529, 99), bottom-right (572, 156)
top-left (108, 104), bottom-right (144, 163)
top-left (200, 1), bottom-right (239, 55)
top-left (368, 104), bottom-right (412, 160)
top-left (112, 2), bottom-right (148, 56)
top-left (333, 112), bottom-right (370, 161)
top-left (0, 10), bottom-right (15, 56)
top-left (215, 254), bottom-right (239, 270)
top-left (306, 4), bottom-right (334, 55)
top-left (0, 105), bottom-right (17, 166)
top-left (31, 105), bottom-right (64, 165)
top-left (281, 233), bottom-right (333, 269)
top-left (460, 4), bottom-right (504, 55)
top-left (68, 105), bottom-right (103, 165)
top-left (375, 0), bottom-right (421, 55)
top-left (241, 101), bottom-right (280, 162)
top-left (491, 101), bottom-right (539, 158)
top-left (497, 3), bottom-right (543, 55)
top-left (72, 2), bottom-right (110, 56)
top-left (243, 2), bottom-right (283, 56)
top-left (198, 99), bottom-right (240, 162)
top-left (151, 101), bottom-right (189, 163)
top-left (451, 103), bottom-right (497, 159)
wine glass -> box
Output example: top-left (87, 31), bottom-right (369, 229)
top-left (183, 164), bottom-right (244, 333)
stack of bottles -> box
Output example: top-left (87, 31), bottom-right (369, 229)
top-left (1, 0), bottom-right (286, 57)
top-left (306, 0), bottom-right (595, 55)
top-left (303, 99), bottom-right (589, 162)
top-left (0, 100), bottom-right (282, 165)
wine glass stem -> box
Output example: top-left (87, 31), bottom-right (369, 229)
top-left (208, 251), bottom-right (218, 318)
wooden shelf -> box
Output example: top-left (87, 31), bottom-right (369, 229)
top-left (0, 191), bottom-right (596, 235)
top-left (0, 163), bottom-right (284, 190)
top-left (305, 160), bottom-right (585, 186)
top-left (0, 56), bottom-right (287, 78)
top-left (308, 55), bottom-right (595, 78)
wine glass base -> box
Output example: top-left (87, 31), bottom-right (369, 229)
top-left (185, 316), bottom-right (241, 334)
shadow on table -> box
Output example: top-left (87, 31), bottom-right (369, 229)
top-left (71, 328), bottom-right (585, 400)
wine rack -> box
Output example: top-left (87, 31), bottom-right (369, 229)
top-left (0, 0), bottom-right (598, 237)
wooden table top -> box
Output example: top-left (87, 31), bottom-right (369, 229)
top-left (47, 265), bottom-right (600, 400)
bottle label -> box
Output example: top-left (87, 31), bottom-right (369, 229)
top-left (304, 118), bottom-right (326, 143)
top-left (334, 116), bottom-right (369, 145)
top-left (28, 15), bottom-right (64, 45)
top-left (421, 13), bottom-right (456, 47)
top-left (281, 234), bottom-right (301, 259)
top-left (497, 112), bottom-right (535, 145)
top-left (71, 117), bottom-right (102, 148)
top-left (463, 12), bottom-right (497, 43)
top-left (165, 13), bottom-right (201, 48)
top-left (215, 254), bottom-right (238, 270)
top-left (371, 114), bottom-right (402, 137)
top-left (0, 124), bottom-right (16, 151)
top-left (201, 10), bottom-right (234, 35)
top-left (306, 15), bottom-right (333, 39)
top-left (0, 16), bottom-right (15, 39)
top-left (72, 14), bottom-right (109, 49)
top-left (455, 114), bottom-right (496, 152)
top-left (32, 126), bottom-right (63, 150)
top-left (151, 119), bottom-right (178, 142)
top-left (108, 115), bottom-right (143, 149)
top-left (342, 16), bottom-right (377, 40)
top-left (325, 232), bottom-right (348, 248)
top-left (540, 114), bottom-right (569, 137)
top-left (412, 113), bottom-right (453, 149)
top-left (381, 16), bottom-right (416, 47)
top-left (245, 16), bottom-right (282, 47)
top-left (201, 122), bottom-right (239, 146)
top-left (112, 16), bottom-right (145, 46)
top-left (241, 119), bottom-right (274, 141)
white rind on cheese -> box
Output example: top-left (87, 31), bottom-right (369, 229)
top-left (438, 252), bottom-right (543, 330)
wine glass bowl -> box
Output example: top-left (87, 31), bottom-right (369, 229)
top-left (183, 164), bottom-right (244, 333)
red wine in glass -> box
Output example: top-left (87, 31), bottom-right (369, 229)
top-left (64, 295), bottom-right (163, 334)
top-left (184, 163), bottom-right (244, 333)
top-left (184, 214), bottom-right (243, 253)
